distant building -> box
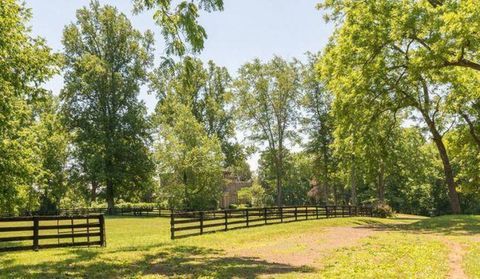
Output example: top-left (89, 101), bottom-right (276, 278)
top-left (220, 171), bottom-right (252, 208)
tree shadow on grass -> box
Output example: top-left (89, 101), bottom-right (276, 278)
top-left (143, 245), bottom-right (314, 279)
top-left (355, 215), bottom-right (480, 236)
top-left (0, 244), bottom-right (313, 278)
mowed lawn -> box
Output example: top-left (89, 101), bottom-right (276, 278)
top-left (0, 214), bottom-right (479, 278)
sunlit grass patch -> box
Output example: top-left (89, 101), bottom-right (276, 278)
top-left (313, 232), bottom-right (449, 279)
top-left (464, 241), bottom-right (480, 278)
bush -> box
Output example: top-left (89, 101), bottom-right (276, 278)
top-left (373, 203), bottom-right (395, 218)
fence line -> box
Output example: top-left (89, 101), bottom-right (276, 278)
top-left (0, 215), bottom-right (106, 252)
top-left (170, 205), bottom-right (374, 239)
top-left (7, 207), bottom-right (172, 218)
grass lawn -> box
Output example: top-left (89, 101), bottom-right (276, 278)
top-left (0, 214), bottom-right (479, 278)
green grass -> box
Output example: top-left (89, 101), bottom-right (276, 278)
top-left (0, 214), bottom-right (479, 278)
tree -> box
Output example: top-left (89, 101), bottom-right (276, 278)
top-left (155, 100), bottom-right (224, 210)
top-left (132, 0), bottom-right (224, 56)
top-left (235, 57), bottom-right (301, 206)
top-left (318, 0), bottom-right (474, 213)
top-left (0, 0), bottom-right (59, 214)
top-left (34, 96), bottom-right (69, 213)
top-left (150, 57), bottom-right (245, 169)
top-left (300, 53), bottom-right (336, 205)
top-left (61, 1), bottom-right (155, 211)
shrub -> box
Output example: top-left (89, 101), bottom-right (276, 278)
top-left (373, 203), bottom-right (395, 218)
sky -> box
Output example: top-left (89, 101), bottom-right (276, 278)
top-left (25, 0), bottom-right (334, 171)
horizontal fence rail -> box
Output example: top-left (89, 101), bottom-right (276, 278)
top-left (170, 205), bottom-right (374, 239)
top-left (0, 215), bottom-right (106, 252)
top-left (6, 207), bottom-right (172, 218)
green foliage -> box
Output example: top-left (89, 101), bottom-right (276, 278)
top-left (61, 1), bottom-right (155, 209)
top-left (237, 181), bottom-right (267, 207)
top-left (372, 203), bottom-right (395, 218)
top-left (132, 0), bottom-right (224, 56)
top-left (0, 0), bottom-right (59, 214)
top-left (316, 0), bottom-right (480, 213)
top-left (156, 100), bottom-right (224, 210)
top-left (258, 150), bottom-right (314, 206)
top-left (235, 57), bottom-right (301, 206)
top-left (151, 57), bottom-right (246, 169)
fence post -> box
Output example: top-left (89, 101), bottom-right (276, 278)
top-left (305, 206), bottom-right (308, 220)
top-left (246, 209), bottom-right (249, 227)
top-left (294, 206), bottom-right (298, 221)
top-left (280, 207), bottom-right (283, 223)
top-left (224, 210), bottom-right (228, 231)
top-left (170, 210), bottom-right (175, 240)
top-left (99, 215), bottom-right (106, 246)
top-left (33, 216), bottom-right (39, 251)
top-left (348, 206), bottom-right (351, 216)
top-left (370, 207), bottom-right (373, 217)
top-left (264, 208), bottom-right (267, 225)
top-left (325, 206), bottom-right (329, 218)
top-left (334, 206), bottom-right (337, 217)
top-left (200, 211), bottom-right (204, 235)
top-left (316, 205), bottom-right (319, 219)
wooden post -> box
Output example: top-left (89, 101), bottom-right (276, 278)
top-left (280, 207), bottom-right (283, 223)
top-left (71, 217), bottom-right (75, 244)
top-left (334, 206), bottom-right (337, 217)
top-left (316, 205), bottom-right (319, 219)
top-left (325, 206), bottom-right (329, 218)
top-left (99, 215), bottom-right (106, 246)
top-left (170, 210), bottom-right (175, 240)
top-left (33, 216), bottom-right (39, 251)
top-left (264, 208), bottom-right (267, 224)
top-left (224, 210), bottom-right (228, 231)
top-left (294, 206), bottom-right (298, 221)
top-left (200, 211), bottom-right (204, 235)
top-left (246, 209), bottom-right (249, 227)
top-left (348, 206), bottom-right (352, 216)
top-left (87, 217), bottom-right (90, 246)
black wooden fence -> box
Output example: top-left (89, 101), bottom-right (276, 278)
top-left (170, 205), bottom-right (374, 239)
top-left (0, 215), bottom-right (105, 252)
top-left (13, 207), bottom-right (172, 217)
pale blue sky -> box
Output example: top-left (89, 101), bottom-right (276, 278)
top-left (25, 0), bottom-right (333, 170)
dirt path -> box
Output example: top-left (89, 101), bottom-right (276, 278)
top-left (446, 240), bottom-right (467, 279)
top-left (229, 226), bottom-right (376, 267)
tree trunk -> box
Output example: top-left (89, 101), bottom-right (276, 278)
top-left (106, 179), bottom-right (114, 214)
top-left (276, 146), bottom-right (283, 207)
top-left (333, 184), bottom-right (338, 206)
top-left (424, 117), bottom-right (461, 214)
top-left (91, 180), bottom-right (98, 202)
top-left (323, 182), bottom-right (329, 205)
top-left (350, 158), bottom-right (357, 206)
top-left (322, 142), bottom-right (330, 205)
top-left (377, 160), bottom-right (385, 204)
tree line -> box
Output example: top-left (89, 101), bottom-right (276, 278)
top-left (1, 0), bottom-right (479, 215)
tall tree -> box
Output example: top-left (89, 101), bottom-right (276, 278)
top-left (300, 53), bottom-right (335, 205)
top-left (0, 0), bottom-right (58, 214)
top-left (318, 0), bottom-right (471, 213)
top-left (235, 57), bottom-right (301, 206)
top-left (34, 96), bottom-right (69, 213)
top-left (62, 1), bottom-right (155, 211)
top-left (151, 57), bottom-right (245, 168)
top-left (155, 99), bottom-right (224, 210)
